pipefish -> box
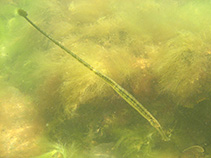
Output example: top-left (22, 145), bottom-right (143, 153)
top-left (18, 9), bottom-right (169, 141)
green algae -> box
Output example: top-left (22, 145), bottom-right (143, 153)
top-left (0, 0), bottom-right (210, 157)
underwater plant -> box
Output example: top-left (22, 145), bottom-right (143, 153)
top-left (1, 0), bottom-right (210, 157)
top-left (0, 83), bottom-right (45, 158)
top-left (34, 142), bottom-right (67, 158)
top-left (18, 8), bottom-right (169, 141)
top-left (149, 31), bottom-right (210, 107)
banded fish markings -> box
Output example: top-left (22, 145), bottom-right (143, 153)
top-left (18, 9), bottom-right (169, 141)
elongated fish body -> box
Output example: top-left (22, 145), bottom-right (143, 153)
top-left (18, 9), bottom-right (169, 141)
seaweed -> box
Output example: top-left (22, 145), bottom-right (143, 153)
top-left (1, 0), bottom-right (211, 157)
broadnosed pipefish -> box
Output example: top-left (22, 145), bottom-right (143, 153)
top-left (18, 9), bottom-right (170, 141)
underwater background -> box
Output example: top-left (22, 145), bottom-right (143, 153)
top-left (0, 0), bottom-right (210, 157)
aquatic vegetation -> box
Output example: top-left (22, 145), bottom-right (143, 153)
top-left (34, 142), bottom-right (67, 158)
top-left (1, 0), bottom-right (211, 157)
top-left (180, 145), bottom-right (205, 158)
top-left (149, 31), bottom-right (210, 107)
top-left (113, 129), bottom-right (154, 158)
top-left (0, 84), bottom-right (44, 157)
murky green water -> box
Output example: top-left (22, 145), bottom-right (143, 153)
top-left (0, 0), bottom-right (210, 157)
